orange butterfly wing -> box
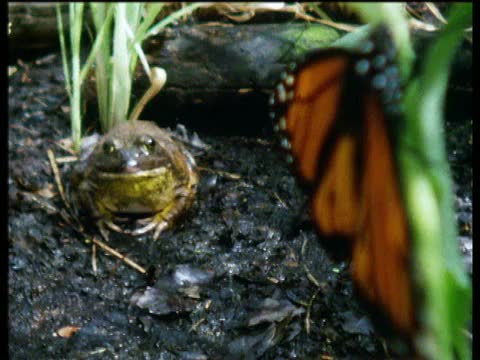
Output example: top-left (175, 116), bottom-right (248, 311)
top-left (278, 55), bottom-right (361, 237)
top-left (272, 48), bottom-right (417, 339)
top-left (352, 93), bottom-right (415, 335)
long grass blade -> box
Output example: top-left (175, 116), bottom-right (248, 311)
top-left (56, 4), bottom-right (71, 98)
top-left (80, 6), bottom-right (115, 84)
top-left (109, 4), bottom-right (132, 127)
top-left (90, 3), bottom-right (112, 132)
top-left (69, 3), bottom-right (85, 150)
top-left (130, 3), bottom-right (165, 75)
top-left (144, 3), bottom-right (203, 40)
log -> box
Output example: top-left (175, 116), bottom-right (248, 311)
top-left (9, 3), bottom-right (69, 51)
top-left (128, 24), bottom-right (342, 134)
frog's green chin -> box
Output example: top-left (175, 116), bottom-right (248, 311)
top-left (96, 166), bottom-right (168, 179)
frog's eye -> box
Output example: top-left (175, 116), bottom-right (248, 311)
top-left (138, 135), bottom-right (156, 151)
top-left (102, 140), bottom-right (116, 154)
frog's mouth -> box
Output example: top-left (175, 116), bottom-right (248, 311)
top-left (122, 161), bottom-right (143, 174)
top-left (97, 166), bottom-right (168, 179)
top-left (121, 157), bottom-right (162, 173)
top-left (94, 147), bottom-right (172, 174)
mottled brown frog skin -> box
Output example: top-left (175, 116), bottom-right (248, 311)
top-left (71, 120), bottom-right (198, 240)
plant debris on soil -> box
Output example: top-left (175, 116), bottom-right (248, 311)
top-left (9, 47), bottom-right (471, 359)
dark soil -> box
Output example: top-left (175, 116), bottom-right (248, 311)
top-left (8, 51), bottom-right (471, 359)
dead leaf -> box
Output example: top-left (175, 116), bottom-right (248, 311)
top-left (35, 185), bottom-right (56, 199)
top-left (56, 325), bottom-right (81, 338)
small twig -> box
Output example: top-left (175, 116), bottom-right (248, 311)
top-left (408, 18), bottom-right (438, 32)
top-left (92, 243), bottom-right (98, 274)
top-left (55, 156), bottom-right (79, 164)
top-left (47, 150), bottom-right (86, 234)
top-left (32, 97), bottom-right (48, 108)
top-left (267, 276), bottom-right (280, 284)
top-left (272, 191), bottom-right (288, 209)
top-left (34, 53), bottom-right (57, 66)
top-left (199, 21), bottom-right (234, 28)
top-left (305, 288), bottom-right (321, 335)
top-left (204, 299), bottom-right (212, 310)
top-left (405, 4), bottom-right (423, 20)
top-left (300, 233), bottom-right (329, 335)
top-left (238, 88), bottom-right (254, 94)
top-left (190, 318), bottom-right (206, 333)
top-left (19, 191), bottom-right (59, 214)
top-left (320, 355), bottom-right (334, 360)
top-left (86, 348), bottom-right (107, 356)
top-left (9, 124), bottom-right (41, 136)
top-left (425, 2), bottom-right (447, 24)
top-left (47, 148), bottom-right (71, 212)
top-left (58, 209), bottom-right (74, 225)
top-left (55, 137), bottom-right (78, 155)
top-left (312, 18), bottom-right (357, 32)
top-left (229, 137), bottom-right (273, 147)
top-left (380, 338), bottom-right (391, 358)
top-left (301, 235), bottom-right (321, 288)
top-left (196, 166), bottom-right (241, 180)
top-left (92, 237), bottom-right (147, 274)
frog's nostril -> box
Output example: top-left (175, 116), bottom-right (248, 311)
top-left (126, 158), bottom-right (138, 168)
top-left (119, 149), bottom-right (139, 170)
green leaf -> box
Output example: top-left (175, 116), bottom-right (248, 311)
top-left (400, 3), bottom-right (472, 359)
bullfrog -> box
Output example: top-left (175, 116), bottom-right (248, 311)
top-left (70, 120), bottom-right (198, 240)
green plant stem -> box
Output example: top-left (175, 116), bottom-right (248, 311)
top-left (79, 6), bottom-right (115, 84)
top-left (144, 2), bottom-right (203, 40)
top-left (401, 3), bottom-right (472, 359)
top-left (90, 3), bottom-right (112, 133)
top-left (56, 4), bottom-right (71, 98)
top-left (109, 3), bottom-right (133, 128)
top-left (70, 3), bottom-right (84, 151)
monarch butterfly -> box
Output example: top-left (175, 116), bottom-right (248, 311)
top-left (270, 28), bottom-right (417, 351)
